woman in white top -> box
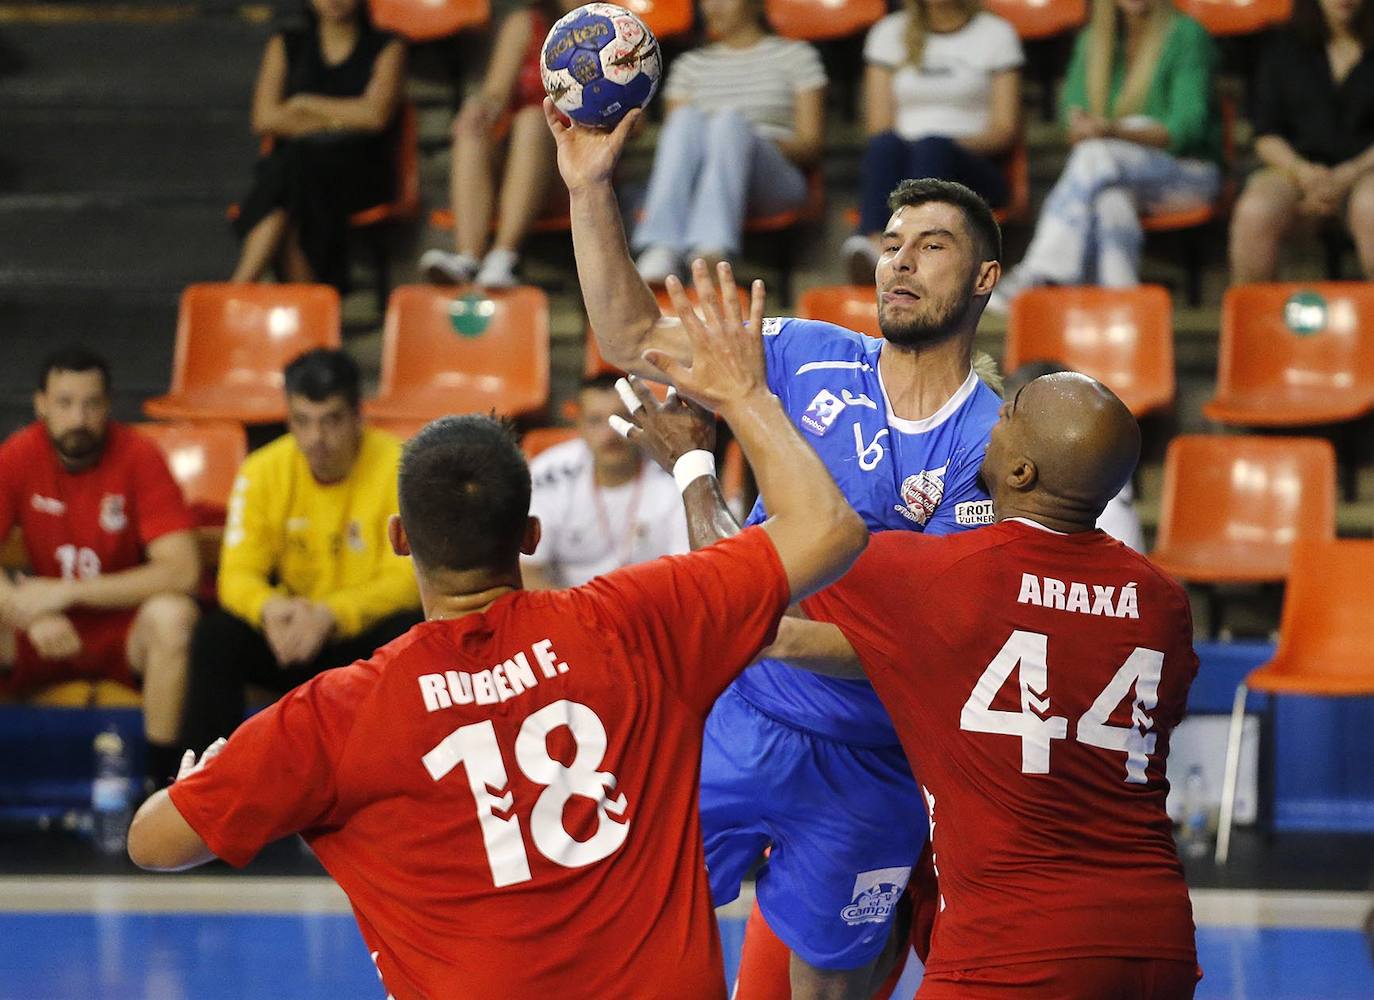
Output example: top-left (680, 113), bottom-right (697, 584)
top-left (843, 0), bottom-right (1023, 282)
top-left (632, 0), bottom-right (827, 283)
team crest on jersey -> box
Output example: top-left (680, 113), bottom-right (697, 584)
top-left (761, 317), bottom-right (782, 337)
top-left (896, 465), bottom-right (947, 525)
top-left (99, 494), bottom-right (127, 533)
top-left (346, 520), bottom-right (366, 553)
top-left (840, 866), bottom-right (911, 926)
top-left (800, 389), bottom-right (847, 436)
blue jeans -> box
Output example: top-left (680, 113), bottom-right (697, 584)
top-left (1017, 137), bottom-right (1220, 286)
top-left (632, 106), bottom-right (808, 256)
top-left (858, 133), bottom-right (1008, 235)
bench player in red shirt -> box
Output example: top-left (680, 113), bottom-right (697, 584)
top-left (626, 371), bottom-right (1200, 998)
top-left (0, 349), bottom-right (201, 791)
top-left (126, 265), bottom-right (869, 999)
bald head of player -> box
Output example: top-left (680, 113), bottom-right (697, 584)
top-left (980, 373), bottom-right (1140, 534)
top-left (388, 415), bottom-right (542, 617)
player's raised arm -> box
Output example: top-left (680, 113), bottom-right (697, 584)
top-left (644, 260), bottom-right (866, 599)
top-left (543, 98), bottom-right (690, 379)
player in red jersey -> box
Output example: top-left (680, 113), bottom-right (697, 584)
top-left (625, 371), bottom-right (1200, 999)
top-left (0, 349), bottom-right (201, 790)
top-left (126, 264), bottom-right (869, 1000)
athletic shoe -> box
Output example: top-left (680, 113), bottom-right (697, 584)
top-left (635, 245), bottom-right (682, 285)
top-left (419, 249), bottom-right (479, 285)
top-left (475, 248), bottom-right (519, 288)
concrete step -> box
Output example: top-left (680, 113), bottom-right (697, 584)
top-left (0, 196), bottom-right (238, 292)
top-left (1, 107), bottom-right (252, 197)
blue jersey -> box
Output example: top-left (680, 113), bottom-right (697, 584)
top-left (736, 317), bottom-right (1001, 745)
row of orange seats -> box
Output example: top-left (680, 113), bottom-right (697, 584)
top-left (368, 0), bottom-right (1294, 45)
top-left (149, 280), bottom-right (1374, 439)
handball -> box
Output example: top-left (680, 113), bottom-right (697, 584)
top-left (541, 3), bottom-right (661, 128)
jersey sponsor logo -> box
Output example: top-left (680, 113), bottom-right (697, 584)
top-left (954, 499), bottom-right (995, 526)
top-left (896, 465), bottom-right (947, 525)
top-left (30, 494), bottom-right (66, 516)
top-left (1016, 573), bottom-right (1140, 619)
top-left (800, 389), bottom-right (847, 436)
top-left (840, 866), bottom-right (911, 926)
top-left (98, 494), bottom-right (127, 533)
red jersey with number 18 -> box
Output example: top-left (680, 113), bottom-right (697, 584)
top-left (803, 519), bottom-right (1198, 975)
top-left (168, 527), bottom-right (790, 1000)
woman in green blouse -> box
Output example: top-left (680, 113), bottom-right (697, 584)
top-left (990, 0), bottom-right (1220, 310)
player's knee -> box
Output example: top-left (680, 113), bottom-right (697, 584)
top-left (141, 593), bottom-right (198, 653)
top-left (788, 952), bottom-right (877, 1000)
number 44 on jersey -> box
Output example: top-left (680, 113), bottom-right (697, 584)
top-left (960, 630), bottom-right (1163, 784)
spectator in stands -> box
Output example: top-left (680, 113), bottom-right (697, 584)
top-left (1229, 0), bottom-right (1374, 282)
top-left (989, 0), bottom-right (1219, 311)
top-left (0, 349), bottom-right (200, 791)
top-left (1003, 361), bottom-right (1145, 550)
top-left (843, 0), bottom-right (1024, 283)
top-left (230, 0), bottom-right (406, 291)
top-left (179, 350), bottom-right (420, 750)
top-left (522, 375), bottom-right (689, 589)
top-left (420, 0), bottom-right (583, 289)
top-left (629, 0), bottom-right (827, 284)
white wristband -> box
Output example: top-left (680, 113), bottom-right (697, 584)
top-left (673, 450), bottom-right (716, 494)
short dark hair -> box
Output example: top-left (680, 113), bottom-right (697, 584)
top-left (887, 178), bottom-right (1002, 263)
top-left (39, 347), bottom-right (111, 393)
top-left (398, 415), bottom-right (532, 573)
top-left (283, 348), bottom-right (361, 409)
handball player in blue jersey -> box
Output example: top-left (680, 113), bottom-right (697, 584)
top-left (547, 100), bottom-right (1004, 998)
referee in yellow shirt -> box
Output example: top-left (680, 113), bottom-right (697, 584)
top-left (180, 349), bottom-right (421, 750)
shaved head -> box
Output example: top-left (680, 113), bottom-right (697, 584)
top-left (981, 373), bottom-right (1140, 530)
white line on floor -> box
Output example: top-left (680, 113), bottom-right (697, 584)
top-left (1, 878), bottom-right (1367, 930)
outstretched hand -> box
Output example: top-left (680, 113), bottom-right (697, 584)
top-left (643, 259), bottom-right (768, 413)
top-left (608, 376), bottom-right (716, 474)
top-left (543, 97), bottom-right (642, 192)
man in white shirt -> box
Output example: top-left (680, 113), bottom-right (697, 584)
top-left (523, 375), bottom-right (690, 588)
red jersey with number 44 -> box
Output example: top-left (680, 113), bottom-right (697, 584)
top-left (803, 519), bottom-right (1198, 975)
top-left (169, 527), bottom-right (790, 1000)
top-left (0, 422), bottom-right (194, 580)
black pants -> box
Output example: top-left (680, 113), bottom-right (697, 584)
top-left (180, 607), bottom-right (421, 751)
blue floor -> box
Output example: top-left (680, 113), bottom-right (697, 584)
top-left (0, 913), bottom-right (1370, 999)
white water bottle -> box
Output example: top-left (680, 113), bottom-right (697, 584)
top-left (91, 724), bottom-right (132, 856)
top-left (1178, 764), bottom-right (1209, 859)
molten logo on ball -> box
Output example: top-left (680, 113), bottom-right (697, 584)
top-left (542, 3), bottom-right (661, 128)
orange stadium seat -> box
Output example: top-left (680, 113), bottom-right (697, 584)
top-left (144, 283), bottom-right (341, 424)
top-left (135, 422), bottom-right (247, 516)
top-left (365, 284), bottom-right (550, 429)
top-left (1004, 285), bottom-right (1175, 417)
top-left (622, 0), bottom-right (694, 40)
top-left (796, 285), bottom-right (880, 338)
top-left (1203, 282), bottom-right (1374, 427)
top-left (521, 426), bottom-right (579, 459)
top-left (765, 0), bottom-right (886, 40)
top-left (1216, 538), bottom-right (1374, 862)
top-left (1149, 435), bottom-right (1336, 585)
top-left (369, 0), bottom-right (490, 41)
top-left (982, 0), bottom-right (1087, 39)
top-left (1173, 0), bottom-right (1291, 37)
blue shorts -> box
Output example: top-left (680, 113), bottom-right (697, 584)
top-left (700, 686), bottom-right (929, 970)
